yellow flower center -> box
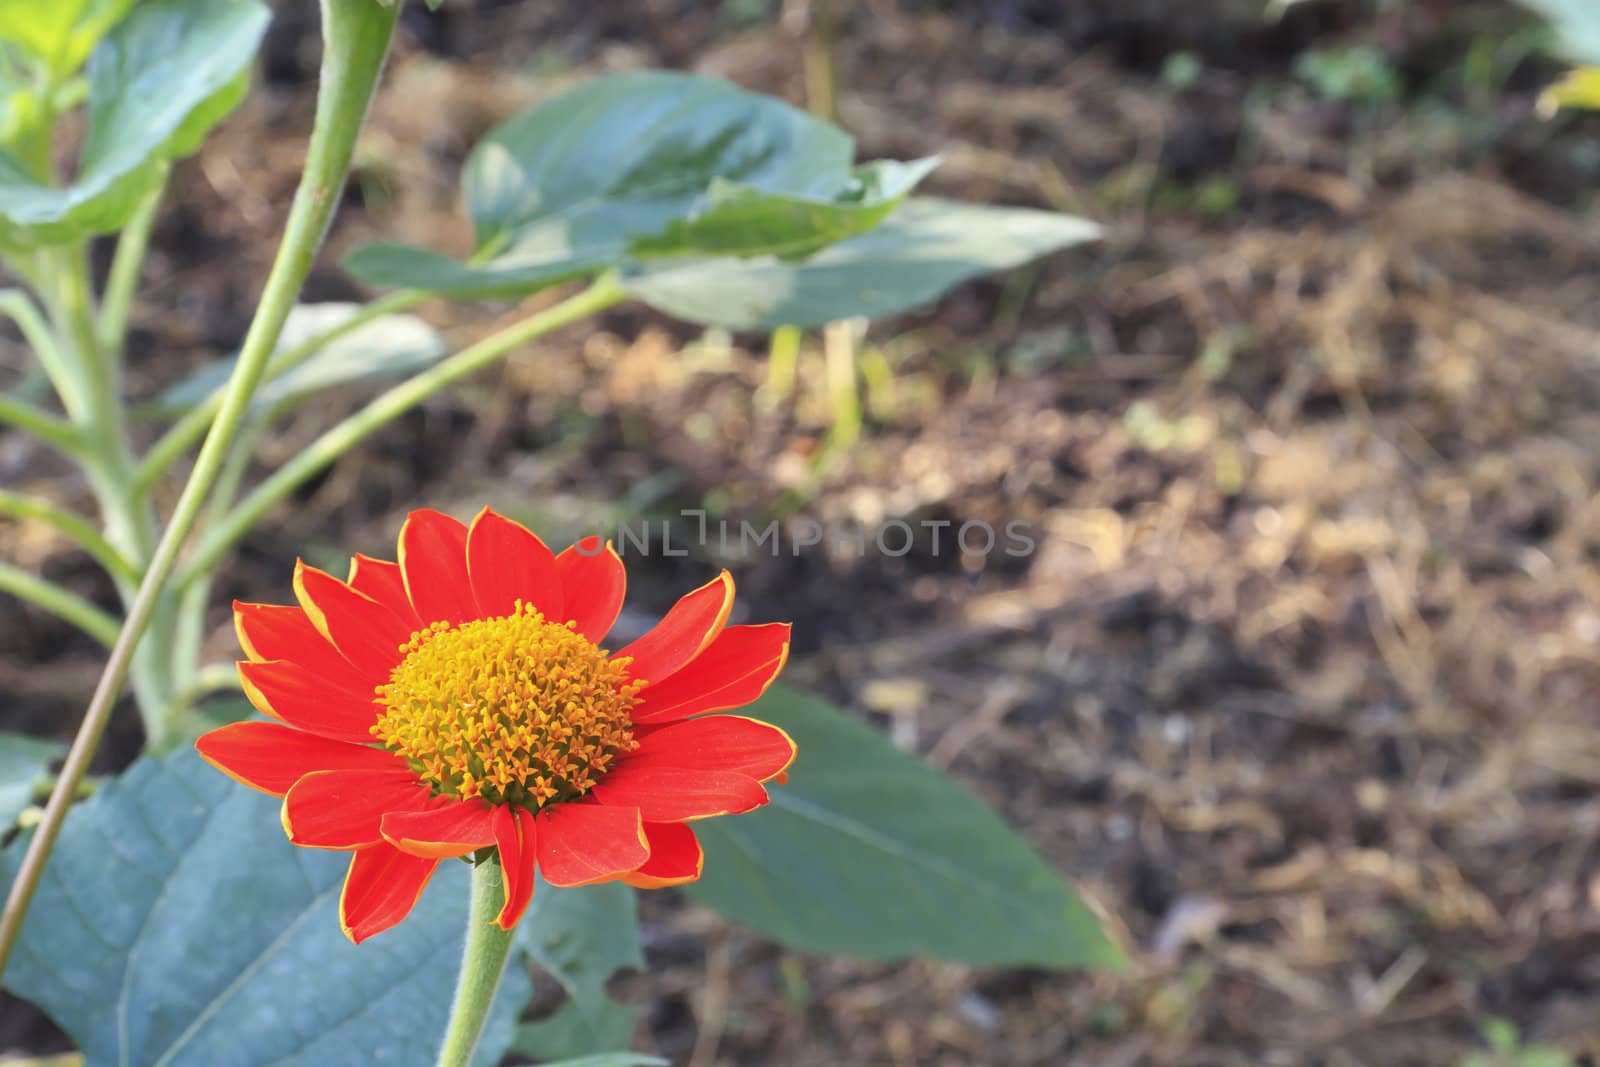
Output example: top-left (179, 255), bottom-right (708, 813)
top-left (372, 603), bottom-right (641, 809)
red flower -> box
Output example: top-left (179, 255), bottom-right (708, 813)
top-left (196, 508), bottom-right (794, 942)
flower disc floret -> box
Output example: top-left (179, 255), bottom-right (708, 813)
top-left (372, 602), bottom-right (642, 809)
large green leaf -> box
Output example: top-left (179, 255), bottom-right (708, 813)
top-left (343, 70), bottom-right (933, 297)
top-left (463, 70), bottom-right (846, 251)
top-left (513, 879), bottom-right (642, 1062)
top-left (627, 156), bottom-right (939, 260)
top-left (0, 0), bottom-right (136, 78)
top-left (0, 732), bottom-right (63, 834)
top-left (145, 303), bottom-right (447, 418)
top-left (686, 687), bottom-right (1123, 968)
top-left (0, 0), bottom-right (268, 247)
top-left (624, 198), bottom-right (1102, 329)
top-left (0, 749), bottom-right (529, 1067)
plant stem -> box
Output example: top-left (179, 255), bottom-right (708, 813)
top-left (53, 245), bottom-right (155, 567)
top-left (134, 288), bottom-right (426, 493)
top-left (761, 323), bottom-right (802, 407)
top-left (97, 181), bottom-right (165, 358)
top-left (860, 342), bottom-right (897, 421)
top-left (795, 0), bottom-right (840, 123)
top-left (436, 859), bottom-right (517, 1067)
top-left (0, 393), bottom-right (81, 454)
top-left (0, 563), bottom-right (121, 648)
top-left (0, 0), bottom-right (403, 982)
top-left (15, 68), bottom-right (58, 183)
top-left (169, 664), bottom-right (243, 723)
top-left (0, 490), bottom-right (138, 587)
top-left (822, 317), bottom-right (861, 448)
top-left (47, 241), bottom-right (173, 730)
top-left (0, 288), bottom-right (86, 419)
top-left (170, 413), bottom-right (265, 688)
top-left (177, 276), bottom-right (626, 587)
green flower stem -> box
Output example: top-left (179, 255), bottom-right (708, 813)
top-left (436, 859), bottom-right (517, 1067)
top-left (177, 275), bottom-right (627, 588)
top-left (0, 393), bottom-right (81, 455)
top-left (97, 181), bottom-right (165, 358)
top-left (134, 288), bottom-right (426, 493)
top-left (0, 562), bottom-right (121, 648)
top-left (0, 490), bottom-right (138, 587)
top-left (0, 288), bottom-right (86, 420)
top-left (170, 414), bottom-right (265, 691)
top-left (0, 0), bottom-right (403, 982)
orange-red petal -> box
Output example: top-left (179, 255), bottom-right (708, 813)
top-left (628, 714), bottom-right (797, 784)
top-left (293, 561), bottom-right (412, 679)
top-left (348, 553), bottom-right (421, 629)
top-left (466, 508), bottom-right (563, 621)
top-left (340, 844), bottom-right (439, 944)
top-left (614, 571), bottom-right (735, 685)
top-left (493, 805), bottom-right (538, 929)
top-left (233, 602), bottom-right (367, 689)
top-left (592, 766), bottom-right (767, 823)
top-left (535, 802), bottom-right (649, 887)
top-left (553, 538), bottom-right (625, 643)
top-left (630, 623), bottom-right (790, 724)
top-left (621, 821), bottom-right (704, 889)
top-left (398, 509), bottom-right (476, 626)
top-left (281, 769), bottom-right (432, 850)
top-left (380, 799), bottom-right (498, 860)
top-left (237, 659), bottom-right (379, 744)
top-left (195, 721), bottom-right (405, 797)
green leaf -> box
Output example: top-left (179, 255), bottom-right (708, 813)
top-left (464, 70), bottom-right (848, 251)
top-left (512, 878), bottom-right (643, 1062)
top-left (627, 156), bottom-right (939, 260)
top-left (624, 197), bottom-right (1101, 329)
top-left (0, 732), bottom-right (63, 834)
top-left (0, 0), bottom-right (136, 78)
top-left (1, 748), bottom-right (530, 1067)
top-left (1483, 1018), bottom-right (1519, 1053)
top-left (145, 303), bottom-right (447, 418)
top-left (343, 241), bottom-right (572, 300)
top-left (0, 0), bottom-right (269, 247)
top-left (1522, 1052), bottom-right (1579, 1067)
top-left (344, 69), bottom-right (913, 297)
top-left (686, 687), bottom-right (1123, 968)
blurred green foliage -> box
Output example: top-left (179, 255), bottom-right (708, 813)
top-left (1459, 1020), bottom-right (1576, 1067)
top-left (1295, 45), bottom-right (1403, 105)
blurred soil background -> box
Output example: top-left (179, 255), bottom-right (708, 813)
top-left (5, 0), bottom-right (1600, 1064)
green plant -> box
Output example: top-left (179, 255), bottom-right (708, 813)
top-left (0, 2), bottom-right (1117, 1064)
top-left (1459, 1019), bottom-right (1577, 1067)
top-left (1294, 45), bottom-right (1403, 106)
